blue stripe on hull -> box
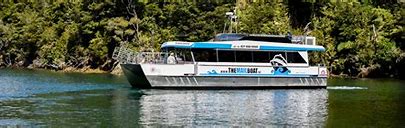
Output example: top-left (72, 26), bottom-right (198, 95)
top-left (198, 73), bottom-right (314, 77)
top-left (192, 43), bottom-right (232, 49)
top-left (259, 46), bottom-right (324, 51)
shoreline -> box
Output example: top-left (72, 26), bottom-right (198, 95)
top-left (0, 66), bottom-right (116, 74)
top-left (0, 66), bottom-right (400, 79)
top-left (60, 67), bottom-right (110, 74)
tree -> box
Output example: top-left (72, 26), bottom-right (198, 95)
top-left (310, 2), bottom-right (400, 77)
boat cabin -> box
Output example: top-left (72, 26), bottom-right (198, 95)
top-left (159, 34), bottom-right (324, 67)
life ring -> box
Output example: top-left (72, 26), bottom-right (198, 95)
top-left (320, 70), bottom-right (326, 75)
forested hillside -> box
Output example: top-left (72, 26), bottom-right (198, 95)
top-left (0, 1), bottom-right (404, 78)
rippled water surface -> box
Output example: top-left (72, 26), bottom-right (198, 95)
top-left (0, 69), bottom-right (404, 127)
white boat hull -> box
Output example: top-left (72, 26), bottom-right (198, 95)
top-left (121, 64), bottom-right (327, 89)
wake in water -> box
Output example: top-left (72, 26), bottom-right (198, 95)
top-left (327, 86), bottom-right (367, 90)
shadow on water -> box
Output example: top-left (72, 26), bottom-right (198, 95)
top-left (0, 69), bottom-right (404, 127)
top-left (135, 89), bottom-right (328, 127)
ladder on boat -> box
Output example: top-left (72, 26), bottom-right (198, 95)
top-left (112, 46), bottom-right (138, 64)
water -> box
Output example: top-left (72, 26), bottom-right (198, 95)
top-left (0, 69), bottom-right (404, 127)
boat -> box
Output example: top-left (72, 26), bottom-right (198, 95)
top-left (114, 33), bottom-right (328, 89)
top-left (113, 10), bottom-right (327, 89)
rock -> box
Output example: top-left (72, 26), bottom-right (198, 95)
top-left (110, 64), bottom-right (123, 75)
top-left (27, 64), bottom-right (34, 69)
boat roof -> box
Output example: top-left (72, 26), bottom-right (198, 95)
top-left (214, 33), bottom-right (292, 43)
top-left (161, 41), bottom-right (325, 51)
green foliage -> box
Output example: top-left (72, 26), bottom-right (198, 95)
top-left (310, 2), bottom-right (401, 77)
top-left (239, 2), bottom-right (290, 34)
top-left (0, 1), bottom-right (404, 77)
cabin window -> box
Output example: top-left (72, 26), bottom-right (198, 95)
top-left (253, 51), bottom-right (270, 63)
top-left (190, 49), bottom-right (306, 64)
top-left (176, 49), bottom-right (193, 62)
top-left (286, 52), bottom-right (306, 63)
top-left (192, 49), bottom-right (217, 62)
top-left (217, 50), bottom-right (235, 62)
top-left (162, 48), bottom-right (194, 63)
top-left (235, 51), bottom-right (253, 62)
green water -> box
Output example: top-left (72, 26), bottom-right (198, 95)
top-left (0, 69), bottom-right (404, 127)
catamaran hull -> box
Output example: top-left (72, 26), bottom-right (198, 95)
top-left (121, 64), bottom-right (327, 89)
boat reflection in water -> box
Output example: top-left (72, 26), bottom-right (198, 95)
top-left (132, 89), bottom-right (328, 127)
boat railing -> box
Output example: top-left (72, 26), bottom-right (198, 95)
top-left (136, 52), bottom-right (168, 64)
top-left (113, 46), bottom-right (171, 64)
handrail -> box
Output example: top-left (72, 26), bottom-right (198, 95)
top-left (113, 46), bottom-right (188, 64)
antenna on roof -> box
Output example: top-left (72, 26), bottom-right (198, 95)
top-left (224, 7), bottom-right (238, 33)
top-left (287, 32), bottom-right (292, 41)
top-left (303, 22), bottom-right (311, 36)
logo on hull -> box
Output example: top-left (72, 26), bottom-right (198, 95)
top-left (272, 67), bottom-right (290, 75)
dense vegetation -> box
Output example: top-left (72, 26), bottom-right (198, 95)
top-left (0, 1), bottom-right (404, 78)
